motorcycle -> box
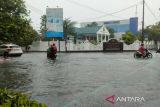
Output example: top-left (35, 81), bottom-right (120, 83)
top-left (47, 47), bottom-right (57, 59)
top-left (134, 49), bottom-right (152, 58)
top-left (47, 52), bottom-right (57, 59)
top-left (156, 49), bottom-right (160, 53)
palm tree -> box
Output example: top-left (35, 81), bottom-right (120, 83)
top-left (63, 18), bottom-right (76, 39)
top-left (40, 15), bottom-right (47, 38)
top-left (63, 18), bottom-right (76, 51)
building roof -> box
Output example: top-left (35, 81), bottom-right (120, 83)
top-left (75, 26), bottom-right (101, 35)
top-left (97, 25), bottom-right (110, 35)
top-left (79, 17), bottom-right (138, 34)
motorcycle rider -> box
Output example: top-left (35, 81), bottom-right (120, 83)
top-left (138, 43), bottom-right (146, 58)
top-left (51, 43), bottom-right (57, 55)
top-left (47, 43), bottom-right (57, 58)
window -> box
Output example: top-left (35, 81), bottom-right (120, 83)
top-left (9, 46), bottom-right (19, 48)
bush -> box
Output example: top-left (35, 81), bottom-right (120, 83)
top-left (0, 88), bottom-right (47, 107)
top-left (122, 32), bottom-right (135, 45)
top-left (90, 40), bottom-right (98, 45)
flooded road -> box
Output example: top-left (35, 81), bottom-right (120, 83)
top-left (0, 52), bottom-right (160, 107)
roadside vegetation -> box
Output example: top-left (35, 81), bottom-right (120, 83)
top-left (122, 22), bottom-right (160, 46)
top-left (0, 0), bottom-right (38, 50)
top-left (0, 88), bottom-right (47, 107)
top-left (138, 22), bottom-right (160, 48)
top-left (122, 32), bottom-right (135, 45)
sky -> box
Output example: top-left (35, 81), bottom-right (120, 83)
top-left (24, 0), bottom-right (160, 31)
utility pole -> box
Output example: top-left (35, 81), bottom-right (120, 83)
top-left (142, 0), bottom-right (145, 43)
top-left (65, 35), bottom-right (67, 52)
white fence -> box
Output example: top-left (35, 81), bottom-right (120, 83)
top-left (29, 40), bottom-right (159, 52)
top-left (123, 40), bottom-right (156, 50)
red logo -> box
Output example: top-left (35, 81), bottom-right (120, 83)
top-left (105, 95), bottom-right (115, 104)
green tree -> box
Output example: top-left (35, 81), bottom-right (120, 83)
top-left (147, 22), bottom-right (160, 48)
top-left (16, 23), bottom-right (38, 51)
top-left (107, 27), bottom-right (115, 38)
top-left (40, 15), bottom-right (47, 37)
top-left (0, 0), bottom-right (36, 49)
top-left (86, 22), bottom-right (98, 27)
top-left (136, 22), bottom-right (160, 48)
top-left (63, 18), bottom-right (76, 39)
top-left (39, 15), bottom-right (52, 41)
top-left (122, 32), bottom-right (135, 45)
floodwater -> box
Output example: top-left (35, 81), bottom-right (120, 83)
top-left (0, 52), bottom-right (160, 107)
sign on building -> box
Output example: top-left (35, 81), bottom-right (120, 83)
top-left (46, 8), bottom-right (63, 37)
top-left (103, 39), bottom-right (123, 52)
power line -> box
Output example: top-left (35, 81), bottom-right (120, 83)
top-left (26, 0), bottom-right (142, 22)
top-left (106, 1), bottom-right (142, 15)
top-left (75, 1), bottom-right (142, 21)
top-left (66, 0), bottom-right (124, 19)
top-left (145, 2), bottom-right (159, 22)
top-left (66, 0), bottom-right (106, 14)
top-left (26, 0), bottom-right (155, 26)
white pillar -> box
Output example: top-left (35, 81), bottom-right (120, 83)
top-left (108, 35), bottom-right (109, 41)
top-left (101, 34), bottom-right (102, 43)
top-left (104, 34), bottom-right (106, 42)
top-left (97, 34), bottom-right (99, 42)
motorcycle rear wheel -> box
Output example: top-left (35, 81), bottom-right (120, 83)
top-left (147, 53), bottom-right (152, 58)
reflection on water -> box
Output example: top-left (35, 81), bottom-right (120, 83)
top-left (0, 58), bottom-right (32, 90)
top-left (0, 53), bottom-right (160, 107)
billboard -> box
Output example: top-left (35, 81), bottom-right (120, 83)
top-left (46, 8), bottom-right (63, 37)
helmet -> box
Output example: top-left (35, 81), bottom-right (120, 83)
top-left (141, 43), bottom-right (144, 46)
top-left (52, 43), bottom-right (55, 46)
